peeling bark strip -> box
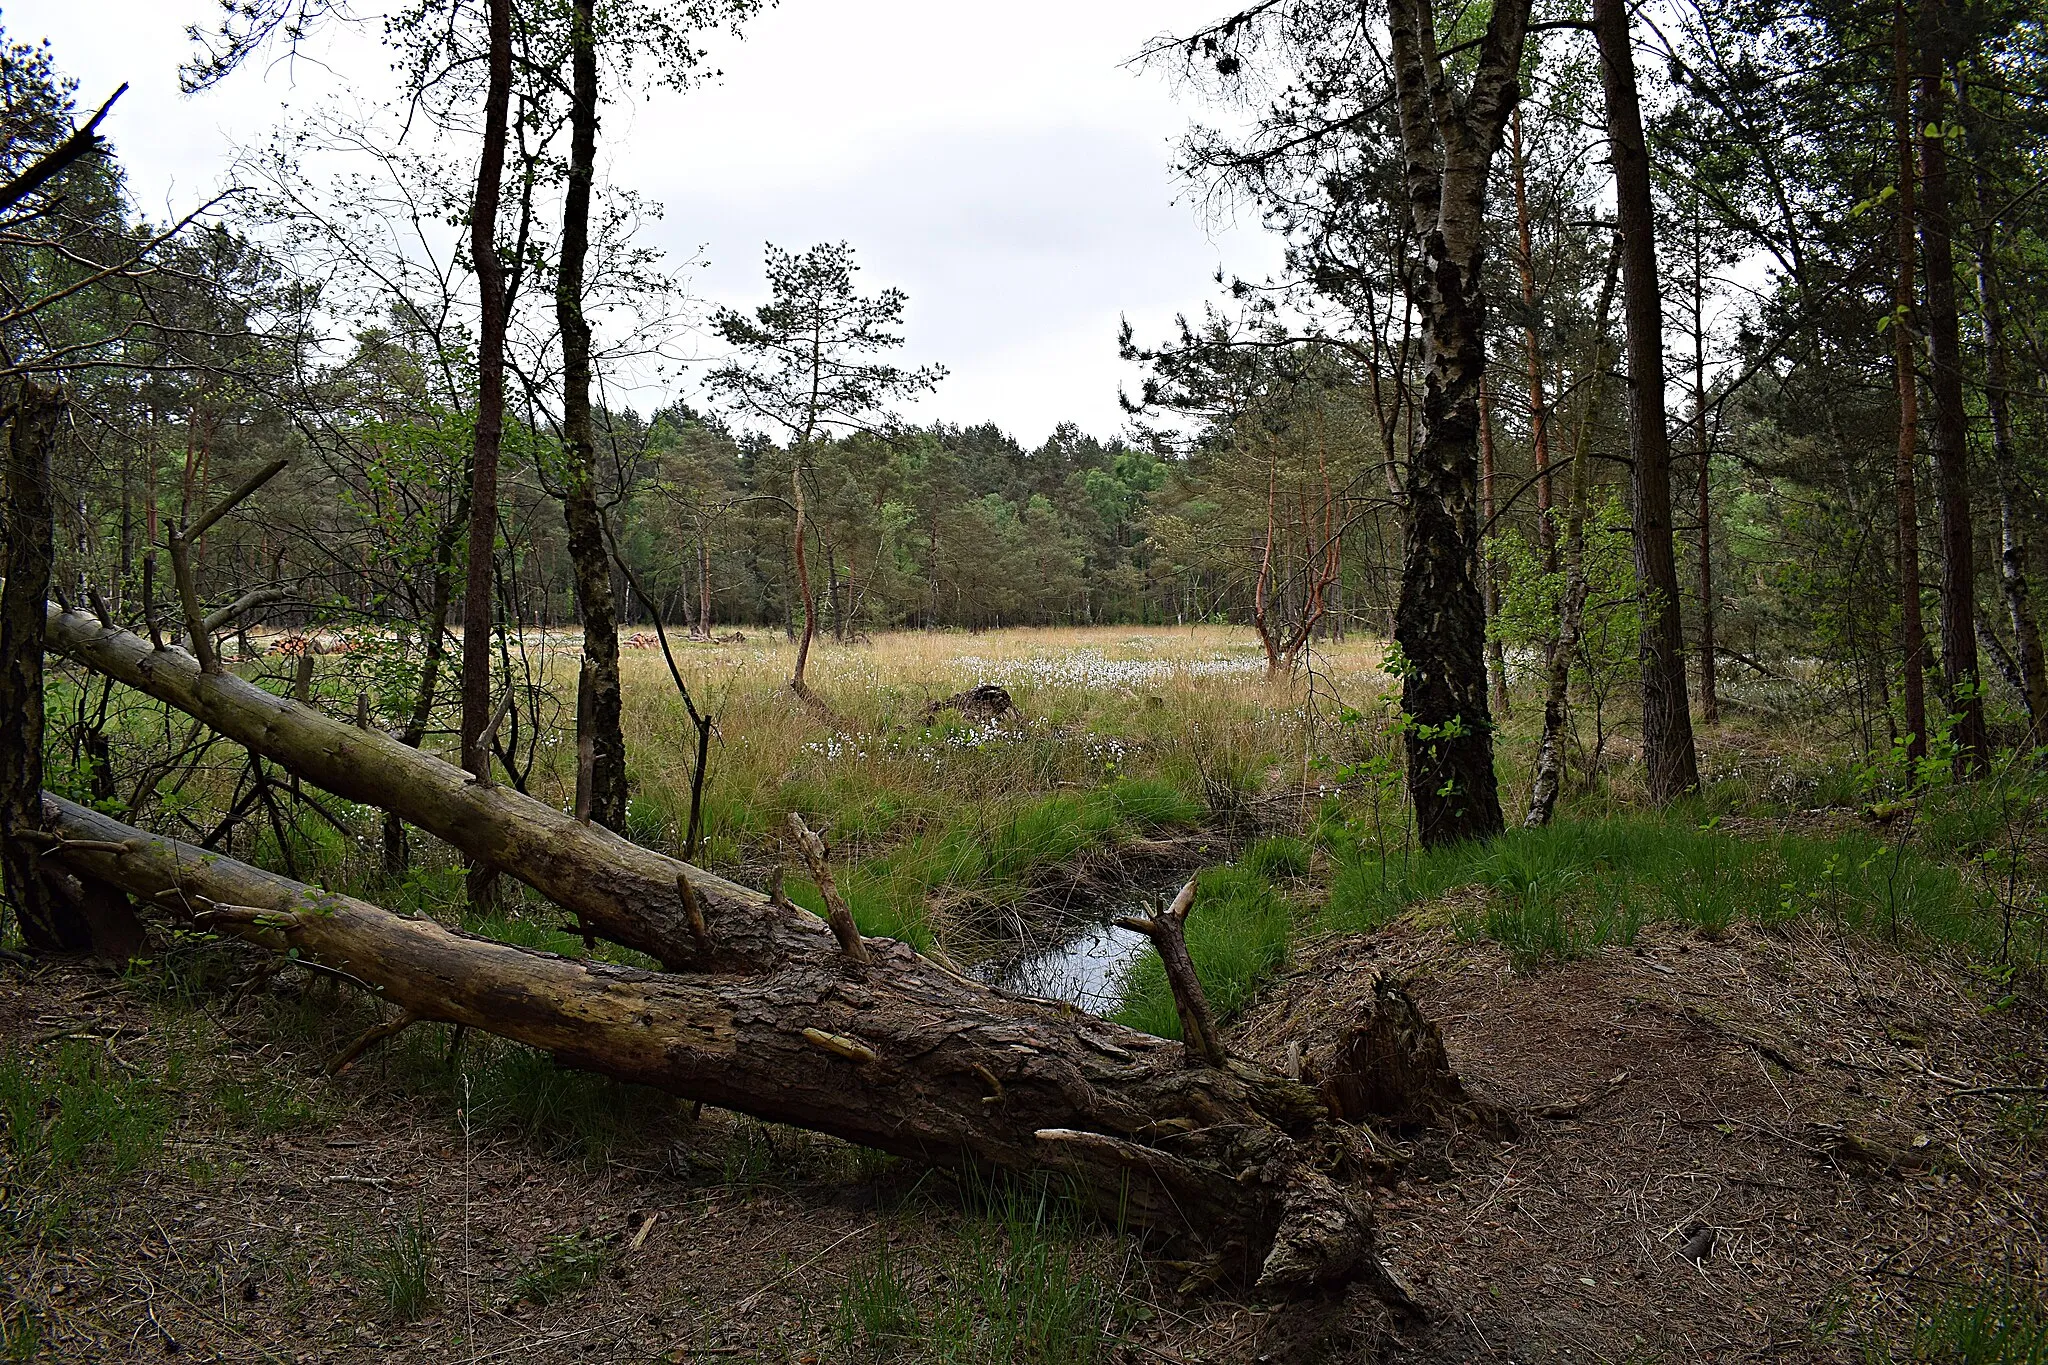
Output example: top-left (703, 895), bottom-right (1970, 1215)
top-left (1384, 0), bottom-right (1529, 847)
top-left (39, 792), bottom-right (1405, 1295)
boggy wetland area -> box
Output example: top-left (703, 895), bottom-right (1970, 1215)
top-left (7, 629), bottom-right (2047, 1362)
top-left (8, 0), bottom-right (2048, 1358)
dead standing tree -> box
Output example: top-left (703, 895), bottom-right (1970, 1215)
top-left (31, 592), bottom-right (1498, 1300)
top-left (1249, 426), bottom-right (1345, 680)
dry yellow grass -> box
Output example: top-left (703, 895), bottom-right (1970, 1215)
top-left (619, 625), bottom-right (1390, 820)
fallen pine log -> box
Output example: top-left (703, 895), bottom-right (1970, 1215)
top-left (39, 791), bottom-right (1415, 1296)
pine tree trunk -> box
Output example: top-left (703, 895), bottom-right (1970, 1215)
top-left (3, 383), bottom-right (69, 948)
top-left (1915, 0), bottom-right (1988, 770)
top-left (1595, 0), bottom-right (1699, 802)
top-left (556, 0), bottom-right (628, 831)
top-left (26, 621), bottom-right (1506, 1300)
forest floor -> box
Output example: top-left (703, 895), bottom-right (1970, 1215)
top-left (8, 627), bottom-right (2048, 1362)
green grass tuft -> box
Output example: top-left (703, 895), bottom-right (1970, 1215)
top-left (834, 1176), bottom-right (1123, 1363)
top-left (511, 1232), bottom-right (610, 1306)
top-left (1884, 1282), bottom-right (2048, 1363)
top-left (1242, 835), bottom-right (1311, 879)
top-left (0, 1041), bottom-right (168, 1176)
top-left (1320, 816), bottom-right (2011, 969)
top-left (367, 1211), bottom-right (435, 1323)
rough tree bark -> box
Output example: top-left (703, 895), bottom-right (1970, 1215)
top-left (3, 383), bottom-right (69, 948)
top-left (1915, 0), bottom-right (1988, 771)
top-left (3, 385), bottom-right (144, 958)
top-left (1385, 0), bottom-right (1529, 848)
top-left (555, 0), bottom-right (629, 832)
top-left (1891, 0), bottom-right (1931, 765)
top-left (1594, 0), bottom-right (1699, 802)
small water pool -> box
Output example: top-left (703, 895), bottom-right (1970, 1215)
top-left (977, 917), bottom-right (1152, 1014)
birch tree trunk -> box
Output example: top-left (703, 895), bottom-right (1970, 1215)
top-left (1384, 0), bottom-right (1530, 848)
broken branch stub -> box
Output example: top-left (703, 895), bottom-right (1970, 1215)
top-left (1116, 877), bottom-right (1225, 1068)
top-left (786, 812), bottom-right (870, 964)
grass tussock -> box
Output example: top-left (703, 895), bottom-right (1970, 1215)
top-left (834, 1177), bottom-right (1130, 1364)
top-left (1875, 1282), bottom-right (2048, 1363)
top-left (0, 1040), bottom-right (170, 1177)
top-left (1322, 815), bottom-right (2021, 970)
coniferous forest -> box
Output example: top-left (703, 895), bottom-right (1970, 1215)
top-left (4, 0), bottom-right (2048, 1360)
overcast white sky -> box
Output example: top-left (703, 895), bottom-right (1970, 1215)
top-left (13, 0), bottom-right (1282, 445)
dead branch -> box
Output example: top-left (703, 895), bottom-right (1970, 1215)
top-left (787, 812), bottom-right (871, 964)
top-left (1116, 877), bottom-right (1225, 1067)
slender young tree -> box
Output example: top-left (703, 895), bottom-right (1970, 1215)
top-left (1594, 0), bottom-right (1698, 801)
top-left (706, 243), bottom-right (942, 702)
top-left (1967, 82), bottom-right (2048, 744)
top-left (1528, 237), bottom-right (1622, 828)
top-left (1509, 109), bottom-right (1557, 571)
top-left (553, 0), bottom-right (628, 830)
top-left (551, 0), bottom-right (757, 832)
top-left (460, 0), bottom-right (513, 805)
top-left (1891, 0), bottom-right (1931, 763)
